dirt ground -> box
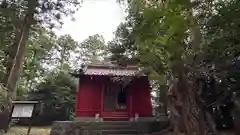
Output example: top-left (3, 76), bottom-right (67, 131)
top-left (3, 126), bottom-right (51, 135)
top-left (2, 126), bottom-right (235, 135)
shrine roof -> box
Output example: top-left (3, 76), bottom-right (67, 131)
top-left (85, 64), bottom-right (138, 76)
top-left (71, 63), bottom-right (142, 77)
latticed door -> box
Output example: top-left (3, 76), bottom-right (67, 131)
top-left (103, 83), bottom-right (118, 111)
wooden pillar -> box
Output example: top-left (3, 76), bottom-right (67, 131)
top-left (75, 77), bottom-right (80, 116)
top-left (100, 78), bottom-right (104, 117)
top-left (129, 89), bottom-right (133, 118)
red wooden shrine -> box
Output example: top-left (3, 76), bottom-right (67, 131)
top-left (72, 64), bottom-right (153, 121)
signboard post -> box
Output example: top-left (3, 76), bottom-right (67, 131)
top-left (10, 101), bottom-right (39, 135)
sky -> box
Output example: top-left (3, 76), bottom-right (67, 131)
top-left (54, 0), bottom-right (127, 43)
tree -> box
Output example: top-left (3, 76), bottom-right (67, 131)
top-left (1, 0), bottom-right (80, 99)
top-left (79, 34), bottom-right (109, 63)
top-left (202, 0), bottom-right (240, 130)
top-left (49, 34), bottom-right (79, 71)
top-left (3, 0), bottom-right (40, 99)
top-left (109, 22), bottom-right (138, 66)
top-left (120, 0), bottom-right (219, 134)
top-left (116, 0), bottom-right (240, 133)
top-left (22, 26), bottom-right (55, 88)
top-left (28, 71), bottom-right (76, 121)
top-left (0, 1), bottom-right (81, 128)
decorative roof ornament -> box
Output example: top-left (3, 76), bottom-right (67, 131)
top-left (79, 64), bottom-right (87, 73)
top-left (110, 76), bottom-right (124, 82)
top-left (109, 76), bottom-right (133, 87)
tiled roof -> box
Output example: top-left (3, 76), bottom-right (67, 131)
top-left (70, 63), bottom-right (143, 77)
top-left (84, 68), bottom-right (138, 76)
top-left (83, 63), bottom-right (139, 76)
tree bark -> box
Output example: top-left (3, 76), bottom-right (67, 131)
top-left (233, 96), bottom-right (240, 135)
top-left (168, 74), bottom-right (215, 135)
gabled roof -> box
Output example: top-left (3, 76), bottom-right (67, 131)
top-left (84, 64), bottom-right (138, 76)
top-left (70, 63), bottom-right (142, 77)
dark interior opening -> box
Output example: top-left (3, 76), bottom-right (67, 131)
top-left (117, 90), bottom-right (126, 106)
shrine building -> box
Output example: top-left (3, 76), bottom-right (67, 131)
top-left (71, 63), bottom-right (153, 121)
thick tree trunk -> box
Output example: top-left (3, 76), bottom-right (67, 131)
top-left (168, 75), bottom-right (216, 135)
top-left (233, 97), bottom-right (240, 135)
top-left (159, 84), bottom-right (168, 115)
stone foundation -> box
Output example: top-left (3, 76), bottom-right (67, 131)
top-left (74, 115), bottom-right (168, 123)
top-left (50, 121), bottom-right (84, 135)
top-left (74, 117), bottom-right (103, 122)
top-left (130, 115), bottom-right (168, 122)
top-left (50, 120), bottom-right (169, 135)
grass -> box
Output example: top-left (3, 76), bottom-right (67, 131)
top-left (3, 126), bottom-right (51, 135)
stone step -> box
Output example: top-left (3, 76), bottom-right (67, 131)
top-left (104, 134), bottom-right (137, 135)
top-left (105, 134), bottom-right (137, 135)
top-left (102, 113), bottom-right (128, 115)
top-left (91, 122), bottom-right (138, 134)
top-left (97, 124), bottom-right (135, 129)
top-left (50, 121), bottom-right (170, 135)
top-left (103, 134), bottom-right (138, 135)
top-left (103, 117), bottom-right (129, 121)
top-left (102, 112), bottom-right (129, 116)
top-left (97, 121), bottom-right (135, 126)
top-left (103, 116), bottom-right (129, 118)
top-left (82, 121), bottom-right (137, 131)
top-left (103, 114), bottom-right (129, 116)
top-left (101, 129), bottom-right (138, 135)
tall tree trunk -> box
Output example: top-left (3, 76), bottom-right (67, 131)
top-left (4, 15), bottom-right (31, 99)
top-left (4, 0), bottom-right (37, 99)
top-left (159, 84), bottom-right (168, 115)
top-left (2, 1), bottom-right (37, 132)
top-left (60, 48), bottom-right (66, 71)
top-left (233, 95), bottom-right (240, 135)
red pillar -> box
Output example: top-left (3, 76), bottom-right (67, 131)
top-left (129, 89), bottom-right (133, 118)
top-left (75, 77), bottom-right (80, 115)
top-left (100, 79), bottom-right (104, 117)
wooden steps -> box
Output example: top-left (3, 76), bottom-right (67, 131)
top-left (102, 111), bottom-right (129, 121)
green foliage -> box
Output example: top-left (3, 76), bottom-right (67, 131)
top-left (109, 22), bottom-right (138, 66)
top-left (28, 72), bottom-right (76, 120)
top-left (132, 0), bottom-right (194, 75)
top-left (0, 84), bottom-right (9, 111)
top-left (114, 0), bottom-right (240, 130)
top-left (79, 34), bottom-right (109, 63)
top-left (20, 26), bottom-right (55, 90)
top-left (204, 0), bottom-right (240, 68)
top-left (49, 34), bottom-right (79, 71)
top-left (0, 0), bottom-right (80, 29)
top-left (0, 0), bottom-right (120, 126)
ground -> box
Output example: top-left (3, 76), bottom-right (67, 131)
top-left (2, 126), bottom-right (234, 135)
top-left (152, 131), bottom-right (235, 135)
top-left (4, 126), bottom-right (51, 135)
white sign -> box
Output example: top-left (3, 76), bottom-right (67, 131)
top-left (11, 104), bottom-right (34, 118)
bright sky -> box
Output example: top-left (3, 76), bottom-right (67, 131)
top-left (54, 0), bottom-right (127, 43)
